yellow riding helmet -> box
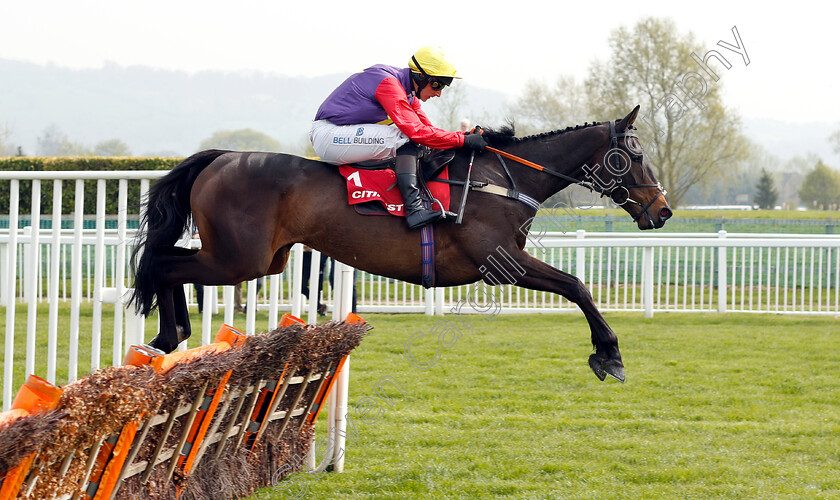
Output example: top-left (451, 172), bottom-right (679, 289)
top-left (408, 46), bottom-right (461, 78)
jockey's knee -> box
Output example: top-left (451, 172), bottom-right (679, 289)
top-left (396, 142), bottom-right (421, 157)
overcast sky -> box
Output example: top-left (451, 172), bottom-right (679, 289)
top-left (0, 1), bottom-right (835, 124)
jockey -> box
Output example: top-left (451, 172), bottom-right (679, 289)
top-left (310, 46), bottom-right (487, 229)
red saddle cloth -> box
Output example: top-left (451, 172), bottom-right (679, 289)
top-left (338, 165), bottom-right (450, 216)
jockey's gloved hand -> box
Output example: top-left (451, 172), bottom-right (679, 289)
top-left (462, 133), bottom-right (487, 151)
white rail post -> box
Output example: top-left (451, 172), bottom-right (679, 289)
top-left (47, 180), bottom-right (62, 383)
top-left (0, 238), bottom-right (6, 307)
top-left (91, 179), bottom-right (107, 370)
top-left (201, 285), bottom-right (214, 345)
top-left (69, 179), bottom-right (84, 382)
top-left (291, 243), bottom-right (304, 318)
top-left (642, 246), bottom-right (654, 318)
top-left (268, 275), bottom-right (280, 330)
top-left (21, 226), bottom-right (31, 300)
top-left (328, 260), bottom-right (355, 473)
top-left (306, 250), bottom-right (322, 324)
top-left (424, 287), bottom-right (434, 316)
top-left (434, 287), bottom-right (445, 315)
top-left (718, 230), bottom-right (728, 313)
top-left (124, 289), bottom-right (146, 352)
top-left (113, 179), bottom-right (128, 362)
top-left (25, 180), bottom-right (42, 380)
top-left (3, 179), bottom-right (20, 410)
top-left (575, 230), bottom-right (586, 282)
top-left (223, 285), bottom-right (234, 326)
top-left (245, 279), bottom-right (258, 334)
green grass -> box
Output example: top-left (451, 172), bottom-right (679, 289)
top-left (247, 312), bottom-right (839, 500)
top-left (3, 305), bottom-right (838, 499)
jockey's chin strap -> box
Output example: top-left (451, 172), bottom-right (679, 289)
top-left (483, 121), bottom-right (666, 225)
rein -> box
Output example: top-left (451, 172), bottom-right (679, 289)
top-left (486, 146), bottom-right (605, 192)
top-left (483, 121), bottom-right (666, 225)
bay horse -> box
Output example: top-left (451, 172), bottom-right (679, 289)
top-left (130, 105), bottom-right (671, 382)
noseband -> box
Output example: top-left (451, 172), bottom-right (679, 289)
top-left (485, 120), bottom-right (667, 226)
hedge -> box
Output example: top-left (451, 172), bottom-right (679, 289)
top-left (0, 157), bottom-right (183, 216)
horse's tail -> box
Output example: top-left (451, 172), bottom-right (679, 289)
top-left (130, 149), bottom-right (229, 316)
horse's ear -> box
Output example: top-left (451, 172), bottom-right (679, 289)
top-left (617, 105), bottom-right (641, 131)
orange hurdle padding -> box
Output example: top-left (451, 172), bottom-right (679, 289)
top-left (179, 369), bottom-right (233, 473)
top-left (244, 364), bottom-right (289, 452)
top-left (0, 372), bottom-right (62, 429)
top-left (305, 312), bottom-right (365, 425)
top-left (214, 323), bottom-right (248, 348)
top-left (279, 314), bottom-right (305, 327)
top-left (0, 375), bottom-right (63, 500)
top-left (83, 325), bottom-right (249, 499)
top-left (158, 342), bottom-right (228, 372)
top-left (305, 356), bottom-right (347, 426)
top-left (11, 375), bottom-right (63, 413)
top-left (180, 325), bottom-right (248, 472)
top-left (83, 423), bottom-right (136, 500)
top-left (344, 312), bottom-right (365, 325)
top-left (242, 314), bottom-right (311, 450)
top-left (123, 344), bottom-right (166, 371)
top-left (122, 324), bottom-right (247, 374)
top-left (82, 346), bottom-right (164, 499)
top-left (174, 325), bottom-right (247, 473)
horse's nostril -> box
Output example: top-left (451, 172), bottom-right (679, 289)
top-left (659, 207), bottom-right (673, 221)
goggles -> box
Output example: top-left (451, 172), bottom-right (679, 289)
top-left (428, 76), bottom-right (453, 91)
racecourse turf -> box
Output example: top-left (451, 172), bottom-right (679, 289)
top-left (1, 306), bottom-right (837, 499)
top-left (247, 312), bottom-right (840, 500)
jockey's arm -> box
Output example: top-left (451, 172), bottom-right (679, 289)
top-left (374, 77), bottom-right (465, 150)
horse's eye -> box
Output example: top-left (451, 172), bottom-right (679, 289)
top-left (625, 137), bottom-right (644, 158)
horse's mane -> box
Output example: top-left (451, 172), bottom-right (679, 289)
top-left (481, 121), bottom-right (605, 147)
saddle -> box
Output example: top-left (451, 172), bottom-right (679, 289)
top-left (351, 148), bottom-right (455, 180)
top-left (340, 149), bottom-right (456, 217)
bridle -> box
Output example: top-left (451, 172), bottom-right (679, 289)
top-left (484, 120), bottom-right (667, 226)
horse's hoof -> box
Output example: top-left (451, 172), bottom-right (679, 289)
top-left (588, 354), bottom-right (625, 382)
top-left (149, 334), bottom-right (175, 354)
top-left (588, 354), bottom-right (607, 381)
top-left (603, 360), bottom-right (625, 383)
top-left (148, 334), bottom-right (164, 352)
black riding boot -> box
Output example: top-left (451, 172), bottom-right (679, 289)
top-left (395, 155), bottom-right (443, 229)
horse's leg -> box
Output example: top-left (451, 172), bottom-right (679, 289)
top-left (146, 240), bottom-right (281, 354)
top-left (505, 249), bottom-right (624, 382)
top-left (141, 246), bottom-right (195, 353)
top-left (144, 246), bottom-right (204, 353)
top-left (149, 283), bottom-right (185, 353)
top-left (172, 284), bottom-right (191, 342)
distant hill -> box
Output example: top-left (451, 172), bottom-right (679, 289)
top-left (0, 58), bottom-right (836, 165)
top-left (0, 59), bottom-right (349, 155)
top-left (0, 59), bottom-right (509, 156)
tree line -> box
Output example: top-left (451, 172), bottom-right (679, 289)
top-left (425, 18), bottom-right (840, 211)
top-left (3, 17), bottom-right (840, 210)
